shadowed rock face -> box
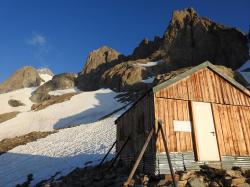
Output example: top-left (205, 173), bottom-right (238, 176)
top-left (162, 8), bottom-right (249, 69)
top-left (0, 66), bottom-right (41, 94)
top-left (77, 7), bottom-right (249, 93)
top-left (30, 73), bottom-right (77, 103)
top-left (129, 36), bottom-right (164, 60)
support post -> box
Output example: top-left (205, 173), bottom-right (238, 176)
top-left (99, 140), bottom-right (117, 166)
top-left (124, 128), bottom-right (155, 187)
top-left (158, 121), bottom-right (176, 187)
top-left (108, 135), bottom-right (130, 171)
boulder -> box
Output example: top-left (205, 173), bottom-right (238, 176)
top-left (188, 177), bottom-right (206, 187)
top-left (0, 66), bottom-right (41, 94)
top-left (30, 73), bottom-right (77, 103)
top-left (226, 170), bottom-right (243, 179)
top-left (237, 183), bottom-right (250, 187)
top-left (8, 99), bottom-right (25, 107)
top-left (231, 178), bottom-right (246, 186)
top-left (209, 181), bottom-right (220, 187)
top-left (177, 180), bottom-right (187, 187)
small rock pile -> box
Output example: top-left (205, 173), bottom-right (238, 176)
top-left (172, 165), bottom-right (250, 187)
top-left (37, 161), bottom-right (130, 187)
top-left (37, 163), bottom-right (250, 187)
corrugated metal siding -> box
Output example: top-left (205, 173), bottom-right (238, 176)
top-left (120, 152), bottom-right (156, 175)
top-left (222, 156), bottom-right (250, 170)
top-left (156, 152), bottom-right (250, 174)
top-left (155, 152), bottom-right (199, 175)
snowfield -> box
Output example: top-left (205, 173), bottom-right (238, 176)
top-left (0, 87), bottom-right (36, 114)
top-left (136, 60), bottom-right (163, 67)
top-left (49, 88), bottom-right (80, 96)
top-left (0, 72), bottom-right (53, 115)
top-left (0, 113), bottom-right (120, 187)
top-left (0, 89), bottom-right (124, 141)
top-left (141, 76), bottom-right (155, 84)
top-left (39, 73), bottom-right (53, 84)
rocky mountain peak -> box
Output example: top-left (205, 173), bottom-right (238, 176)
top-left (162, 7), bottom-right (248, 69)
top-left (77, 46), bottom-right (125, 91)
top-left (0, 66), bottom-right (42, 94)
top-left (130, 36), bottom-right (163, 60)
top-left (75, 7), bottom-right (249, 94)
top-left (170, 7), bottom-right (198, 27)
top-left (81, 46), bottom-right (122, 76)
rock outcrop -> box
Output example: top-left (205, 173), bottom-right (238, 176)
top-left (8, 99), bottom-right (25, 107)
top-left (76, 8), bottom-right (249, 93)
top-left (129, 36), bottom-right (163, 60)
top-left (77, 46), bottom-right (125, 90)
top-left (30, 73), bottom-right (77, 103)
top-left (162, 7), bottom-right (249, 69)
top-left (0, 66), bottom-right (41, 94)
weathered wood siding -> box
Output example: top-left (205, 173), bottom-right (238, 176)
top-left (116, 92), bottom-right (156, 166)
top-left (154, 98), bottom-right (193, 153)
top-left (212, 104), bottom-right (250, 156)
top-left (155, 68), bottom-right (250, 106)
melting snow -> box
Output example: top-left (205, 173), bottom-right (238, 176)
top-left (0, 113), bottom-right (121, 186)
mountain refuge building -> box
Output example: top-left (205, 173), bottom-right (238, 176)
top-left (115, 61), bottom-right (250, 175)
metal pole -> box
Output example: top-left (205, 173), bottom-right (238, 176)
top-left (108, 135), bottom-right (130, 170)
top-left (99, 140), bottom-right (117, 166)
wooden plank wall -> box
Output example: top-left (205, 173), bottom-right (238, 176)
top-left (155, 68), bottom-right (250, 106)
top-left (154, 97), bottom-right (193, 153)
top-left (116, 92), bottom-right (155, 159)
top-left (212, 104), bottom-right (250, 156)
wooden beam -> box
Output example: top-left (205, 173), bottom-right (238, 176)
top-left (124, 128), bottom-right (155, 187)
top-left (159, 122), bottom-right (177, 187)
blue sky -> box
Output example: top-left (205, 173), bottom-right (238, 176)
top-left (0, 0), bottom-right (249, 82)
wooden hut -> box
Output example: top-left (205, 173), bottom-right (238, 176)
top-left (115, 61), bottom-right (250, 175)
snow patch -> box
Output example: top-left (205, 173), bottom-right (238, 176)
top-left (136, 60), bottom-right (162, 67)
top-left (237, 42), bottom-right (250, 86)
top-left (49, 88), bottom-right (80, 96)
top-left (39, 73), bottom-right (53, 85)
top-left (0, 89), bottom-right (123, 141)
top-left (0, 87), bottom-right (36, 114)
top-left (141, 77), bottom-right (155, 84)
top-left (238, 60), bottom-right (250, 72)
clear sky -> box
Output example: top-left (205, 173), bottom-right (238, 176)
top-left (0, 0), bottom-right (249, 82)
